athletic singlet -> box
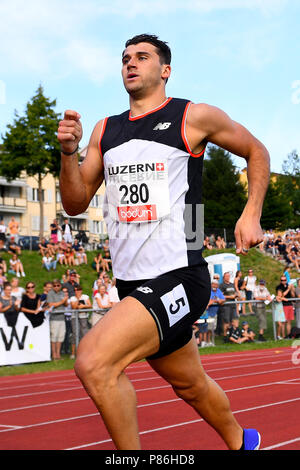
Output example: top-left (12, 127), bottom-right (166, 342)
top-left (100, 97), bottom-right (206, 281)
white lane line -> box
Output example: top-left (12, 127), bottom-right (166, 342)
top-left (262, 436), bottom-right (300, 450)
top-left (65, 396), bottom-right (300, 450)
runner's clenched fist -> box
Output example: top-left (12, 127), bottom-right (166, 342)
top-left (57, 110), bottom-right (83, 155)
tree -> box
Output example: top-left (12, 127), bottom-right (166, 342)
top-left (279, 150), bottom-right (300, 227)
top-left (0, 85), bottom-right (63, 238)
top-left (202, 145), bottom-right (247, 233)
top-left (260, 179), bottom-right (293, 230)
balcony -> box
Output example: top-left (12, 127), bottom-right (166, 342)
top-left (0, 197), bottom-right (27, 213)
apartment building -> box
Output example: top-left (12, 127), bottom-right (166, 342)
top-left (0, 146), bottom-right (107, 242)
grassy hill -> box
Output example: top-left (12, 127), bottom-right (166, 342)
top-left (0, 246), bottom-right (298, 376)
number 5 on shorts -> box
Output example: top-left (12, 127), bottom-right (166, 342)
top-left (160, 284), bottom-right (190, 327)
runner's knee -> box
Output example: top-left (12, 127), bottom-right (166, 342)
top-left (172, 376), bottom-right (209, 404)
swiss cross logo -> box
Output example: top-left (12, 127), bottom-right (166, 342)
top-left (156, 163), bottom-right (165, 171)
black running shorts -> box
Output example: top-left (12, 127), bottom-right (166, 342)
top-left (116, 261), bottom-right (211, 359)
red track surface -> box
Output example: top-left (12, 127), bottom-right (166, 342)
top-left (0, 346), bottom-right (299, 450)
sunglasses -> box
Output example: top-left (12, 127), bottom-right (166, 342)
top-left (53, 284), bottom-right (61, 287)
top-left (27, 285), bottom-right (35, 289)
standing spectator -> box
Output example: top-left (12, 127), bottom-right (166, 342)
top-left (0, 219), bottom-right (7, 245)
top-left (9, 253), bottom-right (25, 277)
top-left (205, 279), bottom-right (225, 346)
top-left (47, 280), bottom-right (69, 360)
top-left (234, 270), bottom-right (246, 316)
top-left (109, 278), bottom-right (120, 306)
top-left (243, 269), bottom-right (257, 314)
top-left (42, 249), bottom-right (57, 271)
top-left (61, 286), bottom-right (73, 356)
top-left (219, 272), bottom-right (238, 341)
top-left (62, 270), bottom-right (80, 297)
top-left (70, 285), bottom-right (92, 357)
top-left (20, 281), bottom-right (45, 328)
top-left (40, 281), bottom-right (53, 302)
top-left (295, 278), bottom-right (300, 329)
top-left (92, 283), bottom-right (112, 327)
top-left (253, 279), bottom-right (273, 342)
top-left (274, 288), bottom-right (287, 340)
top-left (276, 275), bottom-right (296, 338)
top-left (50, 219), bottom-right (60, 244)
top-left (8, 216), bottom-right (19, 244)
top-left (62, 218), bottom-right (73, 244)
top-left (0, 281), bottom-right (20, 327)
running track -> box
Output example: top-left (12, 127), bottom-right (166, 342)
top-left (0, 346), bottom-right (299, 450)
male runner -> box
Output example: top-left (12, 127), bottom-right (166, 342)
top-left (57, 34), bottom-right (269, 450)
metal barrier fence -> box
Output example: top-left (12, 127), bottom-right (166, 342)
top-left (51, 298), bottom-right (300, 352)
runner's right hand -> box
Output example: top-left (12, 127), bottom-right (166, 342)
top-left (57, 110), bottom-right (83, 154)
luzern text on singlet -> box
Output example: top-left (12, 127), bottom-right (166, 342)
top-left (99, 97), bottom-right (206, 281)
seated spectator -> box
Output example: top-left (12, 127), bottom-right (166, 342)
top-left (57, 247), bottom-right (67, 266)
top-left (92, 252), bottom-right (105, 273)
top-left (10, 277), bottom-right (25, 303)
top-left (253, 279), bottom-right (273, 342)
top-left (0, 266), bottom-right (7, 294)
top-left (226, 318), bottom-right (249, 344)
top-left (20, 281), bottom-right (46, 328)
top-left (0, 281), bottom-right (20, 327)
top-left (9, 253), bottom-right (25, 278)
top-left (73, 239), bottom-right (88, 265)
top-left (0, 256), bottom-right (7, 274)
top-left (38, 237), bottom-right (49, 257)
top-left (70, 285), bottom-right (92, 357)
top-left (216, 236), bottom-right (226, 250)
top-left (240, 321), bottom-right (256, 342)
top-left (274, 288), bottom-right (287, 340)
top-left (64, 243), bottom-right (76, 267)
top-left (92, 284), bottom-right (112, 327)
top-left (8, 237), bottom-right (22, 256)
top-left (47, 280), bottom-right (69, 360)
top-left (203, 236), bottom-right (213, 250)
top-left (102, 247), bottom-right (112, 272)
top-left (42, 249), bottom-right (57, 271)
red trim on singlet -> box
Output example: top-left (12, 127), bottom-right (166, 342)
top-left (128, 97), bottom-right (173, 121)
top-left (181, 101), bottom-right (206, 158)
top-left (98, 117), bottom-right (108, 161)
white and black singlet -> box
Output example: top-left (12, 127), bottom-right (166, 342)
top-left (100, 97), bottom-right (206, 281)
top-left (99, 97), bottom-right (211, 358)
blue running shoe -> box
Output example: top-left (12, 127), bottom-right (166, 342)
top-left (243, 429), bottom-right (261, 450)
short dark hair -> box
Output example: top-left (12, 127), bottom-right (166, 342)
top-left (124, 34), bottom-right (171, 65)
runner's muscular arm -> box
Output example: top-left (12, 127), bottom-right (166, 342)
top-left (186, 103), bottom-right (270, 254)
top-left (58, 110), bottom-right (104, 216)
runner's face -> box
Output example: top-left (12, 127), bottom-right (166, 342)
top-left (121, 42), bottom-right (170, 96)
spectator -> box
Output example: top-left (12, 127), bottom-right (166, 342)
top-left (40, 281), bottom-right (53, 302)
top-left (10, 277), bottom-right (25, 303)
top-left (215, 236), bottom-right (226, 250)
top-left (240, 321), bottom-right (256, 342)
top-left (42, 249), bottom-right (57, 271)
top-left (20, 281), bottom-right (46, 328)
top-left (9, 253), bottom-right (25, 277)
top-left (0, 281), bottom-right (20, 327)
top-left (109, 278), bottom-right (120, 306)
top-left (62, 270), bottom-right (80, 297)
top-left (0, 266), bottom-right (7, 294)
top-left (203, 236), bottom-right (213, 250)
top-left (0, 219), bottom-right (7, 244)
top-left (64, 243), bottom-right (76, 267)
top-left (234, 270), bottom-right (246, 316)
top-left (75, 227), bottom-right (89, 246)
top-left (274, 288), bottom-right (287, 340)
top-left (8, 216), bottom-right (20, 244)
top-left (193, 314), bottom-right (208, 347)
top-left (0, 255), bottom-right (7, 274)
top-left (38, 237), bottom-right (49, 257)
top-left (226, 318), bottom-right (248, 344)
top-left (205, 279), bottom-right (225, 346)
top-left (92, 252), bottom-right (105, 274)
top-left (295, 278), bottom-right (300, 329)
top-left (61, 286), bottom-right (73, 356)
top-left (57, 247), bottom-right (67, 266)
top-left (50, 219), bottom-right (60, 244)
top-left (92, 283), bottom-right (112, 327)
top-left (243, 269), bottom-right (257, 314)
top-left (276, 274), bottom-right (295, 338)
top-left (73, 239), bottom-right (88, 265)
top-left (47, 280), bottom-right (69, 360)
top-left (219, 272), bottom-right (238, 341)
top-left (102, 247), bottom-right (112, 272)
top-left (62, 218), bottom-right (73, 244)
top-left (253, 279), bottom-right (273, 342)
top-left (8, 237), bottom-right (22, 256)
top-left (70, 285), bottom-right (91, 357)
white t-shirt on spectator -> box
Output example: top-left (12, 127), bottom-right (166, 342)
top-left (93, 292), bottom-right (110, 310)
top-left (109, 286), bottom-right (120, 304)
top-left (70, 294), bottom-right (90, 318)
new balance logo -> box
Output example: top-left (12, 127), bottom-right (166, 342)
top-left (136, 286), bottom-right (153, 294)
top-left (153, 122), bottom-right (171, 130)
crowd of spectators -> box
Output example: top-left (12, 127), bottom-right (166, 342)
top-left (260, 228), bottom-right (300, 272)
top-left (194, 269), bottom-right (300, 347)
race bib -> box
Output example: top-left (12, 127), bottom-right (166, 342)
top-left (105, 160), bottom-right (170, 223)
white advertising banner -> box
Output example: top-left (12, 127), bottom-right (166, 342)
top-left (0, 312), bottom-right (51, 366)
